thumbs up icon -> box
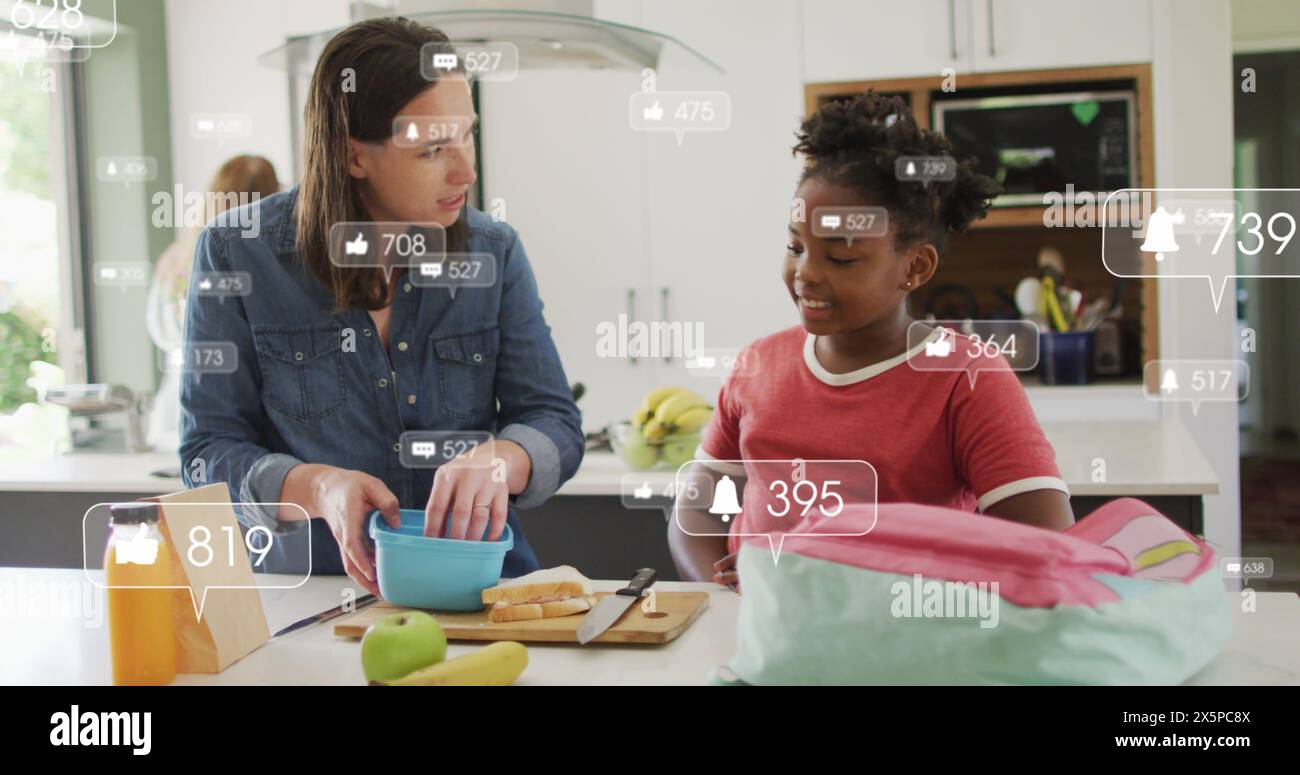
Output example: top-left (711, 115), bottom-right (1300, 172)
top-left (643, 101), bottom-right (664, 121)
top-left (345, 232), bottom-right (369, 256)
top-left (115, 524), bottom-right (159, 565)
top-left (633, 481), bottom-right (653, 499)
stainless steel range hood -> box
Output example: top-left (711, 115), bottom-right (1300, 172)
top-left (257, 7), bottom-right (723, 77)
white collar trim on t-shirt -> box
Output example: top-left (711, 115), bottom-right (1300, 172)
top-left (803, 327), bottom-right (944, 386)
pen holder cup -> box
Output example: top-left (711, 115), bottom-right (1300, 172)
top-left (1040, 331), bottom-right (1094, 385)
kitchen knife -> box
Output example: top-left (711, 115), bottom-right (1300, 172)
top-left (273, 593), bottom-right (377, 638)
top-left (576, 568), bottom-right (657, 644)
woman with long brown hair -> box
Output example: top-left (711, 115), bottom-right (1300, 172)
top-left (179, 18), bottom-right (582, 589)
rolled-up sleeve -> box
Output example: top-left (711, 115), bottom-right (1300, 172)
top-left (178, 228), bottom-right (307, 534)
top-left (493, 231), bottom-right (584, 509)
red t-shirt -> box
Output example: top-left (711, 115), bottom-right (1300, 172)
top-left (699, 326), bottom-right (1067, 554)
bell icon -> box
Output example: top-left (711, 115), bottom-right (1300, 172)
top-left (905, 161), bottom-right (916, 178)
top-left (708, 474), bottom-right (742, 523)
top-left (405, 122), bottom-right (420, 143)
top-left (1161, 368), bottom-right (1179, 394)
top-left (1140, 206), bottom-right (1183, 262)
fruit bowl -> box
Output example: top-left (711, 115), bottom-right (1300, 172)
top-left (610, 421), bottom-right (702, 471)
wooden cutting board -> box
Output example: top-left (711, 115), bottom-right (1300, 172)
top-left (333, 591), bottom-right (709, 644)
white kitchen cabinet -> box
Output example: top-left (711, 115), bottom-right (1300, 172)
top-left (801, 0), bottom-right (1152, 84)
top-left (802, 0), bottom-right (974, 82)
top-left (481, 0), bottom-right (806, 432)
top-left (480, 69), bottom-right (659, 432)
top-left (971, 0), bottom-right (1152, 73)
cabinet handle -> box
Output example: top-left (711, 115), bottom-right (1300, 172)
top-left (948, 0), bottom-right (958, 60)
top-left (626, 288), bottom-right (638, 365)
top-left (986, 0), bottom-right (996, 57)
top-left (660, 287), bottom-right (672, 363)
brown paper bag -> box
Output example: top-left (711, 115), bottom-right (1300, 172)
top-left (146, 483), bottom-right (270, 674)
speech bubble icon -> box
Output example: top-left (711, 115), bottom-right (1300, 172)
top-left (906, 320), bottom-right (1041, 388)
top-left (1103, 188), bottom-right (1300, 313)
top-left (191, 271), bottom-right (253, 304)
top-left (895, 155), bottom-right (957, 183)
top-left (628, 90), bottom-right (732, 145)
top-left (391, 114), bottom-right (475, 149)
top-left (190, 112), bottom-right (253, 143)
top-left (810, 206), bottom-right (889, 246)
top-left (420, 41), bottom-right (520, 82)
top-left (1142, 359), bottom-right (1249, 415)
top-left (82, 500), bottom-right (311, 621)
top-left (673, 459), bottom-right (878, 564)
top-left (175, 341), bottom-right (239, 384)
top-left (408, 252), bottom-right (497, 299)
top-left (93, 262), bottom-right (149, 292)
top-left (97, 156), bottom-right (157, 185)
top-left (684, 347), bottom-right (761, 379)
top-left (399, 431), bottom-right (495, 469)
top-left (327, 222), bottom-right (447, 282)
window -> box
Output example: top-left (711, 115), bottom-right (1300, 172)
top-left (0, 29), bottom-right (86, 419)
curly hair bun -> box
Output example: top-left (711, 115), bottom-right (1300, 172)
top-left (793, 91), bottom-right (1002, 250)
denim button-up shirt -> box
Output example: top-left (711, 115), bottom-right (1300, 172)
top-left (178, 186), bottom-right (583, 577)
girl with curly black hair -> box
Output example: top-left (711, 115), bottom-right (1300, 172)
top-left (671, 93), bottom-right (1074, 587)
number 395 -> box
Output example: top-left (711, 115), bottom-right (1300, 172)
top-left (766, 479), bottom-right (843, 518)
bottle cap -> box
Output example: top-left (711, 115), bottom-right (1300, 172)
top-left (109, 503), bottom-right (161, 526)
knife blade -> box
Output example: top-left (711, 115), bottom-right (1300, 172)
top-left (577, 568), bottom-right (656, 644)
top-left (273, 593), bottom-right (377, 638)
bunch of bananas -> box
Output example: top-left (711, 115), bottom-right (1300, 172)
top-left (620, 386), bottom-right (713, 471)
top-left (633, 386), bottom-right (713, 442)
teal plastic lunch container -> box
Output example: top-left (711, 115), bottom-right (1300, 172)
top-left (369, 509), bottom-right (513, 611)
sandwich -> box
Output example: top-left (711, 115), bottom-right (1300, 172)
top-left (482, 566), bottom-right (596, 623)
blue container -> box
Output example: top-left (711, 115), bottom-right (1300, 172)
top-left (1040, 331), bottom-right (1094, 385)
top-left (369, 509), bottom-right (513, 611)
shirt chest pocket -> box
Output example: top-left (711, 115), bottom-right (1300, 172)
top-left (252, 323), bottom-right (347, 423)
top-left (432, 327), bottom-right (499, 420)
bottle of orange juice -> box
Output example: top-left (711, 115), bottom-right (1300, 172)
top-left (105, 503), bottom-right (176, 686)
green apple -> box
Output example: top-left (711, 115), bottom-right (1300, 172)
top-left (620, 426), bottom-right (661, 470)
top-left (361, 611), bottom-right (447, 683)
top-left (662, 437), bottom-right (699, 470)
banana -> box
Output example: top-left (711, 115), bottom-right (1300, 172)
top-left (671, 405), bottom-right (713, 434)
top-left (652, 390), bottom-right (709, 426)
top-left (643, 391), bottom-right (710, 442)
top-left (373, 641), bottom-right (528, 686)
top-left (632, 386), bottom-right (689, 429)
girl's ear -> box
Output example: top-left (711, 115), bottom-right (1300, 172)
top-left (901, 242), bottom-right (940, 291)
top-left (346, 137), bottom-right (369, 180)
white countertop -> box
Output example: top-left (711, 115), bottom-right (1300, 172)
top-left (559, 420), bottom-right (1219, 497)
top-left (0, 420), bottom-right (1218, 498)
top-left (1, 568), bottom-right (1294, 685)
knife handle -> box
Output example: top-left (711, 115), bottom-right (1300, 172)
top-left (616, 568), bottom-right (657, 597)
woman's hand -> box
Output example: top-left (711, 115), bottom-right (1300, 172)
top-left (281, 463), bottom-right (399, 596)
top-left (424, 441), bottom-right (525, 541)
top-left (713, 551), bottom-right (740, 593)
